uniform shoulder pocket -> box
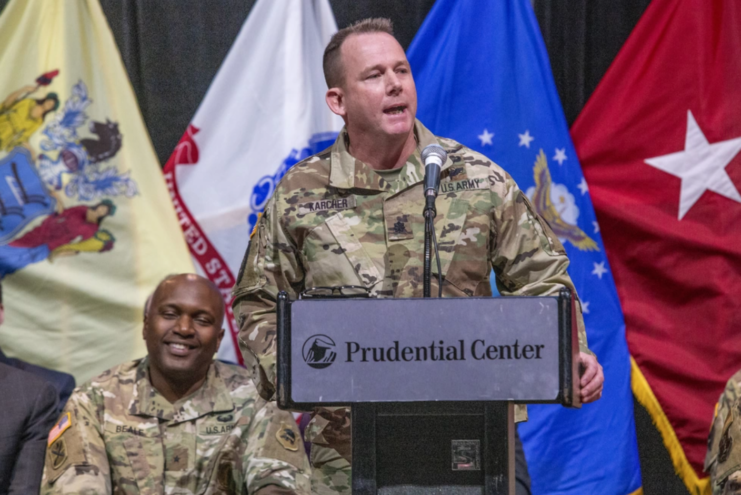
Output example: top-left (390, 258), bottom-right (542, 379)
top-left (519, 192), bottom-right (566, 257)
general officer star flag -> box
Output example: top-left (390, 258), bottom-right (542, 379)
top-left (573, 0), bottom-right (741, 492)
top-left (407, 0), bottom-right (642, 493)
top-left (0, 0), bottom-right (193, 383)
top-left (163, 0), bottom-right (342, 363)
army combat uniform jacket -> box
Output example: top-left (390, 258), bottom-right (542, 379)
top-left (706, 370), bottom-right (741, 494)
top-left (232, 120), bottom-right (591, 482)
top-left (40, 358), bottom-right (311, 495)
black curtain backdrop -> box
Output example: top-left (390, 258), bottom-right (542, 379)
top-left (0, 0), bottom-right (692, 492)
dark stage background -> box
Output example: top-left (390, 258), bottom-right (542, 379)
top-left (0, 0), bottom-right (691, 493)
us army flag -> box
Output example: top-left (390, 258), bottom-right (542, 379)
top-left (0, 0), bottom-right (193, 383)
top-left (408, 0), bottom-right (642, 493)
top-left (163, 0), bottom-right (341, 363)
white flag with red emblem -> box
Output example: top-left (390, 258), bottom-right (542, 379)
top-left (163, 0), bottom-right (342, 363)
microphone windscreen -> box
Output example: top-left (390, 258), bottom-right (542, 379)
top-left (421, 144), bottom-right (447, 166)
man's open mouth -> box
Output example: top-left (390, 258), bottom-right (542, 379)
top-left (384, 105), bottom-right (406, 115)
top-left (167, 342), bottom-right (196, 355)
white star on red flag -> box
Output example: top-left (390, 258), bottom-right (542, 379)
top-left (645, 110), bottom-right (741, 220)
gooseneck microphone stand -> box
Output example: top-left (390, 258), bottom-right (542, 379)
top-left (423, 194), bottom-right (437, 298)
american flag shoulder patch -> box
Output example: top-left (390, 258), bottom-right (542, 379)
top-left (48, 412), bottom-right (72, 446)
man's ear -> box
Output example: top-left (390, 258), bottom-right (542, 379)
top-left (142, 314), bottom-right (149, 341)
top-left (216, 328), bottom-right (225, 353)
top-left (325, 87), bottom-right (346, 118)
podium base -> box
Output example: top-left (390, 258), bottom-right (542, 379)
top-left (353, 402), bottom-right (516, 495)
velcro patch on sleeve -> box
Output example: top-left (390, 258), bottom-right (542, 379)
top-left (259, 404), bottom-right (307, 468)
top-left (48, 412), bottom-right (72, 446)
top-left (46, 429), bottom-right (87, 483)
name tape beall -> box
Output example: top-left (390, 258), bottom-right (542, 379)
top-left (290, 298), bottom-right (561, 403)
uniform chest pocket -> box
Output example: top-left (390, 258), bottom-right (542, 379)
top-left (104, 422), bottom-right (164, 494)
top-left (433, 193), bottom-right (491, 296)
top-left (302, 211), bottom-right (382, 289)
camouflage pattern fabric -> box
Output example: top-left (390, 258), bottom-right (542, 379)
top-left (232, 119), bottom-right (591, 492)
top-left (706, 370), bottom-right (741, 494)
top-left (39, 358), bottom-right (311, 495)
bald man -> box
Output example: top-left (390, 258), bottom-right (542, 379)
top-left (40, 274), bottom-right (311, 495)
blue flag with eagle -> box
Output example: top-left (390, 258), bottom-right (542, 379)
top-left (408, 0), bottom-right (642, 493)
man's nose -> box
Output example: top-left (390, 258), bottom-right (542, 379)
top-left (174, 316), bottom-right (195, 335)
top-left (386, 72), bottom-right (402, 95)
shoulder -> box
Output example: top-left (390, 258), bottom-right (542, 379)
top-left (0, 361), bottom-right (55, 397)
top-left (75, 360), bottom-right (138, 397)
top-left (214, 361), bottom-right (260, 401)
top-left (274, 150), bottom-right (332, 199)
top-left (436, 136), bottom-right (513, 189)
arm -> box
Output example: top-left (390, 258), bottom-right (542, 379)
top-left (232, 198), bottom-right (304, 400)
top-left (6, 381), bottom-right (57, 495)
top-left (491, 177), bottom-right (603, 402)
top-left (40, 385), bottom-right (111, 495)
top-left (244, 402), bottom-right (311, 494)
top-left (1, 85), bottom-right (36, 108)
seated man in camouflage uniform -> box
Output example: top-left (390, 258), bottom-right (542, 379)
top-left (706, 370), bottom-right (741, 494)
top-left (232, 18), bottom-right (604, 494)
top-left (40, 273), bottom-right (311, 495)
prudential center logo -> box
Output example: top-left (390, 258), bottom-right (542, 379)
top-left (302, 334), bottom-right (337, 369)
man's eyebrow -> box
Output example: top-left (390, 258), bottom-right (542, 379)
top-left (361, 60), bottom-right (409, 74)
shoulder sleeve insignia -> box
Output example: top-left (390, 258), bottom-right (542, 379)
top-left (48, 412), bottom-right (72, 446)
top-left (49, 438), bottom-right (68, 469)
top-left (276, 422), bottom-right (299, 452)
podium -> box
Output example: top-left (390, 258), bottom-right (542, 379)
top-left (276, 290), bottom-right (580, 494)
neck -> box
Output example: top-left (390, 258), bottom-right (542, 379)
top-left (148, 364), bottom-right (209, 403)
top-left (346, 126), bottom-right (417, 171)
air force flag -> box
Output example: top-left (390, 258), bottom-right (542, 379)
top-left (408, 0), bottom-right (642, 493)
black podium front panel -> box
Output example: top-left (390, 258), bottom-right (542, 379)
top-left (286, 297), bottom-right (560, 406)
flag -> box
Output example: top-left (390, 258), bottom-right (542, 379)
top-left (0, 0), bottom-right (193, 383)
top-left (163, 0), bottom-right (342, 363)
top-left (407, 0), bottom-right (642, 493)
top-left (572, 0), bottom-right (741, 492)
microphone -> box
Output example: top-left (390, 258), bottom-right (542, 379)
top-left (422, 144), bottom-right (447, 199)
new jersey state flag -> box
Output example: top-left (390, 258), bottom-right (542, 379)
top-left (0, 0), bottom-right (193, 383)
top-left (163, 0), bottom-right (342, 363)
top-left (408, 0), bottom-right (642, 493)
top-left (573, 0), bottom-right (741, 492)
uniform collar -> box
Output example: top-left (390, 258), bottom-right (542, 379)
top-left (130, 358), bottom-right (234, 423)
top-left (328, 119), bottom-right (443, 192)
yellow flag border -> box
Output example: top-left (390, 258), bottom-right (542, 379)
top-left (631, 357), bottom-right (710, 495)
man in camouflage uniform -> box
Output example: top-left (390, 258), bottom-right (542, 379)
top-left (706, 370), bottom-right (741, 494)
top-left (232, 18), bottom-right (604, 494)
top-left (40, 274), bottom-right (311, 495)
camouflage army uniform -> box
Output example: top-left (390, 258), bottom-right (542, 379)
top-left (232, 120), bottom-right (591, 493)
top-left (40, 358), bottom-right (311, 495)
top-left (706, 370), bottom-right (741, 494)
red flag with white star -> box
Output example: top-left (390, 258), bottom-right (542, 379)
top-left (571, 0), bottom-right (741, 491)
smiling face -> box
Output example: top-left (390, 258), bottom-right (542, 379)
top-left (330, 32), bottom-right (417, 140)
top-left (144, 274), bottom-right (224, 387)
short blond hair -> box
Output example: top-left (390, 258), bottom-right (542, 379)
top-left (323, 18), bottom-right (395, 89)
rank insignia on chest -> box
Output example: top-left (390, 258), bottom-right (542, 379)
top-left (276, 423), bottom-right (299, 451)
top-left (387, 214), bottom-right (413, 241)
top-left (297, 196), bottom-right (357, 215)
